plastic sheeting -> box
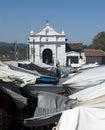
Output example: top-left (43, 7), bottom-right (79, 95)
top-left (24, 91), bottom-right (77, 126)
top-left (0, 83), bottom-right (27, 109)
top-left (69, 79), bottom-right (105, 108)
top-left (70, 79), bottom-right (105, 101)
top-left (18, 62), bottom-right (56, 77)
top-left (56, 66), bottom-right (105, 130)
top-left (56, 107), bottom-right (105, 130)
top-left (21, 84), bottom-right (69, 95)
top-left (2, 86), bottom-right (27, 109)
top-left (0, 62), bottom-right (39, 87)
top-left (63, 65), bottom-right (105, 94)
top-left (8, 64), bottom-right (40, 76)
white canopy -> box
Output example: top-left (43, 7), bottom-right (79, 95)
top-left (63, 65), bottom-right (105, 92)
top-left (56, 65), bottom-right (105, 130)
top-left (56, 107), bottom-right (105, 130)
top-left (0, 62), bottom-right (39, 87)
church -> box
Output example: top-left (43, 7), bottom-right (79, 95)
top-left (28, 23), bottom-right (67, 66)
top-left (28, 23), bottom-right (84, 66)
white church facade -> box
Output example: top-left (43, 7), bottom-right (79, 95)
top-left (28, 23), bottom-right (67, 66)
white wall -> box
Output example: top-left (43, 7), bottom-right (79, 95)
top-left (29, 24), bottom-right (66, 65)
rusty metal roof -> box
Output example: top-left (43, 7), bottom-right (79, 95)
top-left (84, 49), bottom-right (105, 56)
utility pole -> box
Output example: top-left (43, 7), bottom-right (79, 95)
top-left (14, 40), bottom-right (17, 61)
top-left (33, 39), bottom-right (35, 63)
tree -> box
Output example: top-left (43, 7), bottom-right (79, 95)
top-left (89, 32), bottom-right (105, 51)
top-left (0, 42), bottom-right (28, 60)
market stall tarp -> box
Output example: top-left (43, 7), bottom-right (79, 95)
top-left (24, 91), bottom-right (77, 126)
top-left (70, 78), bottom-right (105, 101)
top-left (0, 85), bottom-right (27, 109)
top-left (69, 79), bottom-right (105, 108)
top-left (21, 84), bottom-right (69, 95)
top-left (0, 62), bottom-right (39, 87)
top-left (56, 107), bottom-right (105, 130)
top-left (56, 65), bottom-right (105, 130)
top-left (63, 65), bottom-right (105, 94)
top-left (18, 62), bottom-right (56, 77)
top-left (8, 64), bottom-right (40, 76)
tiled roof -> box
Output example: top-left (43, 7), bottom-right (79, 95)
top-left (84, 49), bottom-right (105, 56)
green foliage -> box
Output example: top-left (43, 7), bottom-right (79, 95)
top-left (89, 32), bottom-right (105, 51)
top-left (0, 42), bottom-right (29, 60)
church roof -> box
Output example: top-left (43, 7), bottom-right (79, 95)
top-left (35, 23), bottom-right (65, 36)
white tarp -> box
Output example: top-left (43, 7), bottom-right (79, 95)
top-left (70, 81), bottom-right (105, 102)
top-left (56, 107), bottom-right (105, 130)
top-left (77, 62), bottom-right (99, 70)
top-left (63, 66), bottom-right (105, 93)
top-left (0, 62), bottom-right (39, 87)
top-left (56, 65), bottom-right (105, 130)
top-left (68, 75), bottom-right (105, 108)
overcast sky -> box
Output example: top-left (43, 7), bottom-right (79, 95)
top-left (0, 0), bottom-right (105, 45)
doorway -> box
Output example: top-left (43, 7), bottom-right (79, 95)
top-left (42, 49), bottom-right (53, 64)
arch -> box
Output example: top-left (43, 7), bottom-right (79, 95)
top-left (42, 49), bottom-right (53, 64)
